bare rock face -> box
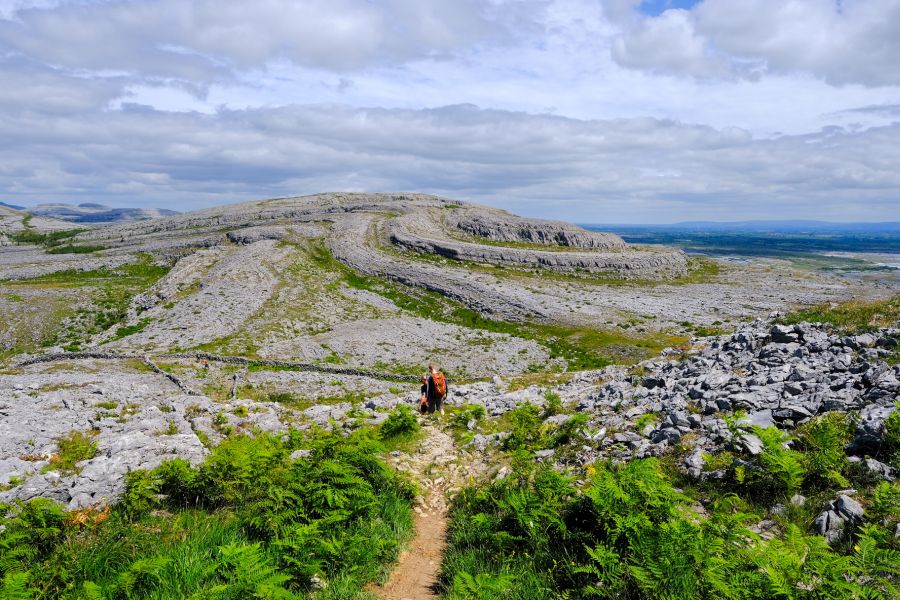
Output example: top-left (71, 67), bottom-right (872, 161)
top-left (446, 207), bottom-right (626, 250)
top-left (387, 208), bottom-right (686, 279)
top-left (226, 226), bottom-right (288, 245)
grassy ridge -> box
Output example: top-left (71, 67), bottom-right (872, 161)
top-left (8, 227), bottom-right (106, 254)
top-left (785, 295), bottom-right (900, 333)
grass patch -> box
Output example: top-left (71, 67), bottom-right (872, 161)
top-left (2, 257), bottom-right (171, 352)
top-left (112, 317), bottom-right (152, 341)
top-left (0, 474), bottom-right (26, 492)
top-left (784, 295), bottom-right (900, 333)
top-left (41, 430), bottom-right (98, 475)
top-left (9, 228), bottom-right (84, 246)
top-left (9, 226), bottom-right (107, 254)
top-left (505, 371), bottom-right (576, 391)
top-left (45, 244), bottom-right (105, 254)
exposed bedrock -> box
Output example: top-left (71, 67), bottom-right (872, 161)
top-left (327, 212), bottom-right (548, 321)
top-left (388, 210), bottom-right (687, 278)
top-left (1, 192), bottom-right (683, 284)
top-left (445, 207), bottom-right (626, 250)
top-left (3, 319), bottom-right (898, 510)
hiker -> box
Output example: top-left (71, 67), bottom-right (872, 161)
top-left (423, 363), bottom-right (448, 416)
top-left (418, 375), bottom-right (428, 414)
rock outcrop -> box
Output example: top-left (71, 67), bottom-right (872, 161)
top-left (445, 207), bottom-right (627, 249)
top-left (388, 209), bottom-right (687, 277)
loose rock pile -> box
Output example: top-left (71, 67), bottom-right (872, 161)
top-left (457, 319), bottom-right (898, 472)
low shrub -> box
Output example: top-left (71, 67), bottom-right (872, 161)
top-left (0, 429), bottom-right (415, 598)
top-left (503, 403), bottom-right (542, 451)
top-left (796, 412), bottom-right (852, 489)
top-left (542, 391), bottom-right (562, 417)
top-left (441, 457), bottom-right (900, 600)
top-left (452, 404), bottom-right (487, 430)
top-left (883, 402), bottom-right (900, 468)
top-left (380, 404), bottom-right (420, 440)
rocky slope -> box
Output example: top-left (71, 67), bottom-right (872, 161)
top-left (1, 318), bottom-right (896, 519)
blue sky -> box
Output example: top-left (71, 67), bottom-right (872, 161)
top-left (0, 0), bottom-right (899, 223)
top-left (639, 0), bottom-right (700, 16)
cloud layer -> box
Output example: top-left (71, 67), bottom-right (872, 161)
top-left (0, 0), bottom-right (898, 222)
top-left (613, 0), bottom-right (900, 86)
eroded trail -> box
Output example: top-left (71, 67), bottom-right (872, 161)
top-left (374, 424), bottom-right (489, 600)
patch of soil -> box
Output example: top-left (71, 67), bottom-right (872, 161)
top-left (374, 489), bottom-right (447, 600)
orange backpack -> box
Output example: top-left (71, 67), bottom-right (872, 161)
top-left (431, 372), bottom-right (447, 398)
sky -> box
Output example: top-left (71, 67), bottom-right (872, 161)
top-left (0, 0), bottom-right (899, 223)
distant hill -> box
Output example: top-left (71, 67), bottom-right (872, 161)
top-left (583, 220), bottom-right (900, 256)
top-left (669, 220), bottom-right (900, 233)
top-left (584, 220), bottom-right (900, 233)
top-left (16, 202), bottom-right (179, 223)
top-left (0, 201), bottom-right (25, 211)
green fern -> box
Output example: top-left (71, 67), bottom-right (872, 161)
top-left (750, 427), bottom-right (807, 496)
top-left (575, 543), bottom-right (627, 598)
top-left (796, 413), bottom-right (851, 489)
top-left (450, 571), bottom-right (514, 599)
top-left (80, 581), bottom-right (107, 600)
top-left (0, 571), bottom-right (33, 600)
top-left (210, 543), bottom-right (297, 599)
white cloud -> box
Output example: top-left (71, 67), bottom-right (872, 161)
top-left (611, 8), bottom-right (728, 78)
top-left (613, 0), bottom-right (900, 86)
top-left (0, 0), bottom-right (503, 81)
top-left (0, 66), bottom-right (897, 223)
top-left (0, 0), bottom-right (898, 221)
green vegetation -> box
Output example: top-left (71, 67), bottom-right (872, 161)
top-left (0, 258), bottom-right (171, 354)
top-left (438, 403), bottom-right (900, 600)
top-left (796, 413), bottom-right (853, 489)
top-left (42, 431), bottom-right (98, 475)
top-left (440, 457), bottom-right (900, 600)
top-left (0, 475), bottom-right (26, 492)
top-left (6, 222), bottom-right (106, 254)
top-left (307, 242), bottom-right (688, 372)
top-left (112, 318), bottom-right (152, 341)
top-left (9, 228), bottom-right (84, 247)
top-left (44, 244), bottom-right (105, 254)
top-left (542, 391), bottom-right (562, 417)
top-left (1, 430), bottom-right (415, 599)
top-left (380, 404), bottom-right (420, 442)
top-left (634, 413), bottom-right (657, 432)
top-left (883, 402), bottom-right (900, 470)
top-left (451, 404), bottom-right (487, 430)
top-left (785, 295), bottom-right (900, 333)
